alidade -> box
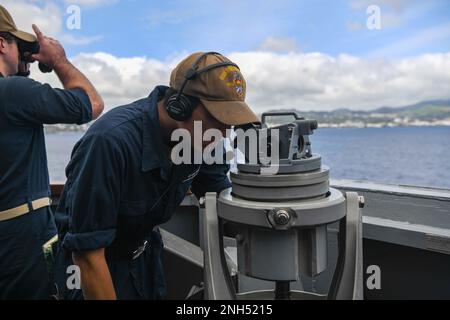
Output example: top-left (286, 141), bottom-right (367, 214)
top-left (201, 111), bottom-right (364, 300)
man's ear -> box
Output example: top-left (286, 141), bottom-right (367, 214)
top-left (0, 37), bottom-right (5, 53)
top-left (0, 37), bottom-right (9, 54)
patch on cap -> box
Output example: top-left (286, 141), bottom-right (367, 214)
top-left (219, 65), bottom-right (245, 98)
top-left (170, 52), bottom-right (260, 126)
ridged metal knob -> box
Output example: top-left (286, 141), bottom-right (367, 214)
top-left (273, 209), bottom-right (291, 225)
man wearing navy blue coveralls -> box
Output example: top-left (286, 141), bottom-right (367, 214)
top-left (54, 52), bottom-right (260, 300)
top-left (0, 5), bottom-right (104, 299)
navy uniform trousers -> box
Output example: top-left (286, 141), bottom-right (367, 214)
top-left (0, 207), bottom-right (56, 299)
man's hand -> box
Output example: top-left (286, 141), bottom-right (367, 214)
top-left (30, 24), bottom-right (68, 70)
top-left (28, 24), bottom-right (104, 119)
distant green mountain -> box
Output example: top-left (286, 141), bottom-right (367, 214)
top-left (373, 100), bottom-right (450, 113)
top-left (265, 99), bottom-right (450, 127)
top-left (46, 99), bottom-right (450, 132)
top-left (372, 100), bottom-right (450, 120)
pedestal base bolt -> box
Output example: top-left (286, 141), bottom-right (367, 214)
top-left (273, 209), bottom-right (291, 225)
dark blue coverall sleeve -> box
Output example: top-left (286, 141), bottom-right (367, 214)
top-left (62, 134), bottom-right (124, 252)
top-left (2, 77), bottom-right (92, 126)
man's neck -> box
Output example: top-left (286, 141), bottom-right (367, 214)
top-left (0, 61), bottom-right (10, 77)
top-left (0, 60), bottom-right (7, 77)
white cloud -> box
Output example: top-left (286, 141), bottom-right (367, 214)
top-left (2, 0), bottom-right (102, 45)
top-left (7, 0), bottom-right (448, 115)
top-left (2, 0), bottom-right (63, 37)
top-left (256, 36), bottom-right (299, 53)
top-left (32, 52), bottom-right (171, 108)
top-left (32, 51), bottom-right (450, 113)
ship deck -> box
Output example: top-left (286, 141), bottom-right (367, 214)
top-left (50, 180), bottom-right (450, 299)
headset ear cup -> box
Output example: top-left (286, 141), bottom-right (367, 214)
top-left (166, 93), bottom-right (194, 121)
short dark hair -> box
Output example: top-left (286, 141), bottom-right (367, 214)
top-left (0, 32), bottom-right (16, 44)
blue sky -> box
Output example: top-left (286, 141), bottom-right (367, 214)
top-left (5, 0), bottom-right (450, 111)
top-left (61, 0), bottom-right (450, 59)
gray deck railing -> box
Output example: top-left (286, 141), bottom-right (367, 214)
top-left (332, 180), bottom-right (450, 255)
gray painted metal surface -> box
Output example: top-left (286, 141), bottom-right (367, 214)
top-left (202, 193), bottom-right (235, 300)
top-left (230, 166), bottom-right (330, 187)
top-left (218, 187), bottom-right (347, 228)
top-left (48, 179), bottom-right (450, 299)
top-left (332, 180), bottom-right (450, 255)
top-left (159, 179), bottom-right (450, 299)
top-left (335, 192), bottom-right (364, 300)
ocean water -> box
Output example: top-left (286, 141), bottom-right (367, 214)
top-left (310, 126), bottom-right (450, 188)
top-left (45, 126), bottom-right (450, 189)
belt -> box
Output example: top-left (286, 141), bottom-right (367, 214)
top-left (0, 197), bottom-right (52, 222)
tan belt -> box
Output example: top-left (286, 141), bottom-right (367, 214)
top-left (0, 197), bottom-right (52, 222)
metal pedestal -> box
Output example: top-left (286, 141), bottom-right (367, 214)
top-left (202, 190), bottom-right (364, 300)
top-left (201, 111), bottom-right (364, 300)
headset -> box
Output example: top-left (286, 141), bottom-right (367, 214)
top-left (166, 51), bottom-right (239, 121)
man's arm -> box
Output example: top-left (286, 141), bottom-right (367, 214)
top-left (72, 248), bottom-right (117, 300)
top-left (60, 134), bottom-right (124, 299)
top-left (30, 24), bottom-right (104, 119)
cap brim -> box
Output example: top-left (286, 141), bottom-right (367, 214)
top-left (10, 29), bottom-right (36, 43)
top-left (200, 99), bottom-right (260, 126)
